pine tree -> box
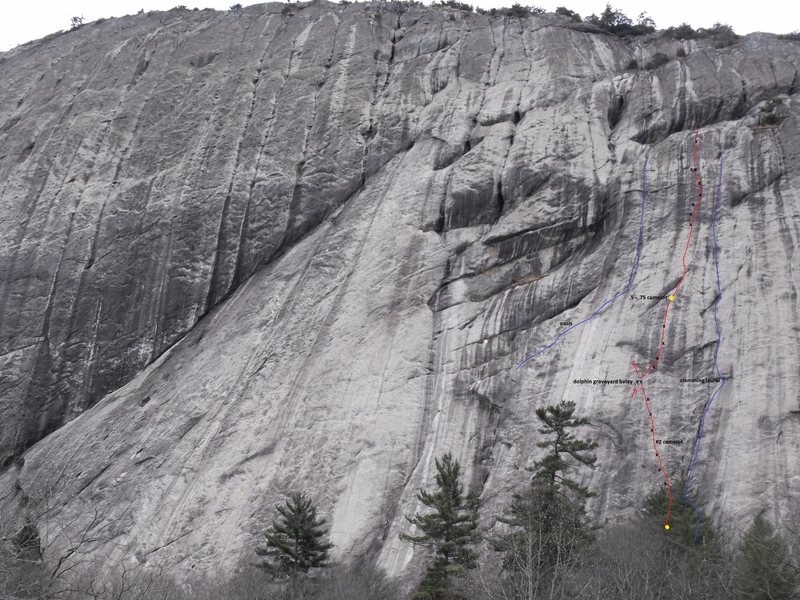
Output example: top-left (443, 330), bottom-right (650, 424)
top-left (735, 514), bottom-right (798, 600)
top-left (640, 485), bottom-right (734, 599)
top-left (644, 483), bottom-right (717, 555)
top-left (256, 492), bottom-right (333, 578)
top-left (531, 401), bottom-right (598, 498)
top-left (495, 401), bottom-right (598, 598)
top-left (400, 452), bottom-right (480, 599)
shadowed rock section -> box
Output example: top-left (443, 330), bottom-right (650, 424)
top-left (0, 1), bottom-right (799, 585)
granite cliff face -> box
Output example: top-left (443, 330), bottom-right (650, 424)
top-left (1, 1), bottom-right (799, 583)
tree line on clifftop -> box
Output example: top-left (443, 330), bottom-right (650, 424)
top-left (3, 400), bottom-right (798, 599)
top-left (67, 3), bottom-right (736, 43)
top-left (432, 2), bottom-right (740, 46)
top-left (59, 3), bottom-right (800, 49)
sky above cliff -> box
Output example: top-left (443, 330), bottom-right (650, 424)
top-left (1, 0), bottom-right (798, 51)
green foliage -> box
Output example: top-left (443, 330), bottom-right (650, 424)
top-left (708, 22), bottom-right (735, 36)
top-left (400, 452), bottom-right (480, 599)
top-left (595, 4), bottom-right (632, 33)
top-left (492, 401), bottom-right (597, 595)
top-left (779, 31), bottom-right (800, 41)
top-left (495, 480), bottom-right (593, 574)
top-left (558, 517), bottom-right (734, 600)
top-left (414, 559), bottom-right (451, 599)
top-left (644, 52), bottom-right (670, 70)
top-left (230, 3), bottom-right (243, 11)
top-left (633, 485), bottom-right (738, 600)
top-left (626, 58), bottom-right (638, 70)
top-left (665, 21), bottom-right (741, 48)
top-left (644, 486), bottom-right (717, 556)
top-left (667, 22), bottom-right (698, 39)
top-left (707, 22), bottom-right (739, 47)
top-left (676, 47), bottom-right (687, 58)
top-left (70, 16), bottom-right (84, 29)
top-left (635, 11), bottom-right (656, 32)
top-left (484, 4), bottom-right (544, 18)
top-left (505, 4), bottom-right (528, 18)
top-left (530, 400), bottom-right (598, 498)
top-left (735, 514), bottom-right (799, 599)
top-left (436, 0), bottom-right (473, 12)
top-left (555, 6), bottom-right (581, 22)
top-left (13, 520), bottom-right (41, 561)
top-left (256, 492), bottom-right (333, 578)
top-left (585, 4), bottom-right (654, 36)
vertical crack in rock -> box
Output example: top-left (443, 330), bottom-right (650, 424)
top-left (1, 8), bottom-right (800, 580)
top-left (359, 11), bottom-right (401, 190)
top-left (231, 20), bottom-right (305, 289)
top-left (281, 13), bottom-right (343, 249)
top-left (494, 21), bottom-right (531, 222)
top-left (206, 16), bottom-right (280, 311)
top-left (10, 32), bottom-right (188, 459)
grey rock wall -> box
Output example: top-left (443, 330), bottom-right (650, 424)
top-left (0, 1), bottom-right (799, 583)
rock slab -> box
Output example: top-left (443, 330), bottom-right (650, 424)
top-left (0, 1), bottom-right (799, 583)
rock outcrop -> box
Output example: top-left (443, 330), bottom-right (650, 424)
top-left (1, 1), bottom-right (798, 583)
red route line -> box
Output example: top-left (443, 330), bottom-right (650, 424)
top-left (631, 129), bottom-right (704, 528)
top-left (639, 129), bottom-right (704, 381)
top-left (632, 361), bottom-right (673, 525)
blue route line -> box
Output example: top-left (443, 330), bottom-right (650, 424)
top-left (683, 156), bottom-right (726, 543)
top-left (517, 159), bottom-right (648, 369)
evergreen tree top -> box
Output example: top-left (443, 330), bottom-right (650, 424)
top-left (256, 492), bottom-right (333, 577)
top-left (400, 451), bottom-right (480, 597)
top-left (531, 400), bottom-right (598, 500)
top-left (736, 513), bottom-right (799, 599)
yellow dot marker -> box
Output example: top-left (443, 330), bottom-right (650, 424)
top-left (668, 295), bottom-right (675, 301)
top-left (664, 524), bottom-right (671, 530)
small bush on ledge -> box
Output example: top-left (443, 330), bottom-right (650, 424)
top-left (667, 21), bottom-right (739, 47)
top-left (666, 22), bottom-right (697, 39)
top-left (585, 4), bottom-right (656, 36)
top-left (555, 6), bottom-right (581, 22)
top-left (760, 113), bottom-right (781, 126)
top-left (477, 3), bottom-right (545, 17)
top-left (435, 0), bottom-right (474, 12)
top-left (645, 52), bottom-right (670, 70)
